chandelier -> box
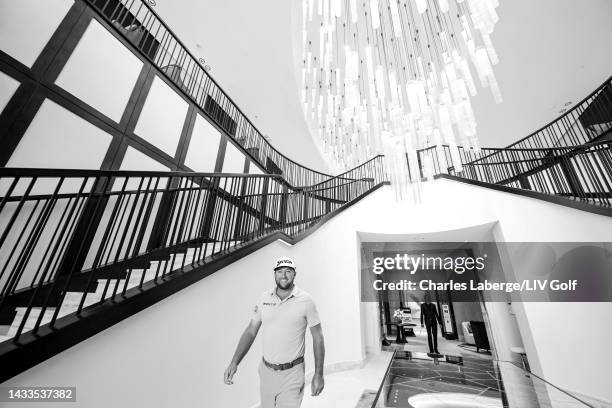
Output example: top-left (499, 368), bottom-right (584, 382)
top-left (300, 0), bottom-right (502, 196)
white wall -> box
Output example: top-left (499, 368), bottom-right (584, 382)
top-left (451, 302), bottom-right (483, 343)
top-left (6, 179), bottom-right (612, 406)
top-left (222, 140), bottom-right (246, 173)
top-left (0, 71), bottom-right (20, 112)
top-left (249, 161), bottom-right (264, 175)
top-left (55, 20), bottom-right (143, 123)
top-left (133, 76), bottom-right (189, 157)
top-left (184, 113), bottom-right (221, 172)
top-left (0, 0), bottom-right (73, 68)
top-left (120, 146), bottom-right (170, 172)
top-left (7, 99), bottom-right (113, 170)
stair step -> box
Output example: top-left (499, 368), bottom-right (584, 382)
top-left (1, 307), bottom-right (57, 339)
top-left (0, 243), bottom-right (241, 344)
top-left (0, 308), bottom-right (17, 327)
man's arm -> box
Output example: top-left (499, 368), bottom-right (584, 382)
top-left (420, 306), bottom-right (424, 326)
top-left (310, 323), bottom-right (325, 396)
top-left (435, 305), bottom-right (443, 326)
top-left (224, 319), bottom-right (262, 385)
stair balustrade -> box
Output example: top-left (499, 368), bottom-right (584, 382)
top-left (0, 156), bottom-right (385, 350)
top-left (415, 76), bottom-right (612, 210)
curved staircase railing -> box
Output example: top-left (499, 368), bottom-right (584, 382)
top-left (0, 156), bottom-right (387, 381)
top-left (415, 76), bottom-right (612, 211)
top-left (86, 0), bottom-right (340, 188)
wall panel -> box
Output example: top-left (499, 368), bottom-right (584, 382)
top-left (120, 146), bottom-right (170, 172)
top-left (7, 99), bottom-right (112, 170)
top-left (55, 20), bottom-right (143, 123)
top-left (0, 0), bottom-right (73, 67)
top-left (248, 161), bottom-right (264, 175)
top-left (222, 140), bottom-right (246, 174)
top-left (183, 113), bottom-right (221, 172)
top-left (0, 71), bottom-right (20, 113)
top-left (133, 76), bottom-right (188, 157)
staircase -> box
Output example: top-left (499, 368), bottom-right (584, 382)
top-left (0, 158), bottom-right (387, 382)
top-left (416, 76), bottom-right (612, 215)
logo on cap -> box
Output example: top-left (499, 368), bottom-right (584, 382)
top-left (274, 257), bottom-right (296, 270)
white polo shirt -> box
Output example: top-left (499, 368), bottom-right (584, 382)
top-left (252, 286), bottom-right (321, 364)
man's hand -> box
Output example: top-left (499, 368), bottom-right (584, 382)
top-left (224, 320), bottom-right (261, 385)
top-left (224, 363), bottom-right (238, 385)
top-left (311, 373), bottom-right (324, 396)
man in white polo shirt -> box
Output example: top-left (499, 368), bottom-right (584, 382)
top-left (223, 257), bottom-right (325, 407)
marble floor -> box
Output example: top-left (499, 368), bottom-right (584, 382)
top-left (302, 328), bottom-right (597, 408)
top-left (373, 351), bottom-right (503, 407)
top-left (382, 325), bottom-right (493, 360)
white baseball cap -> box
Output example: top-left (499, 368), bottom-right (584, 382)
top-left (274, 257), bottom-right (296, 270)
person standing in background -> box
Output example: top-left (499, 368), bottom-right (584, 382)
top-left (420, 293), bottom-right (443, 355)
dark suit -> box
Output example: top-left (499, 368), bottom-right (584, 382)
top-left (420, 302), bottom-right (442, 353)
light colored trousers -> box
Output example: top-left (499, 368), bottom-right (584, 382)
top-left (258, 360), bottom-right (305, 408)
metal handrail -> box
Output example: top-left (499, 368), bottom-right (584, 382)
top-left (456, 76), bottom-right (612, 166)
top-left (494, 360), bottom-right (596, 408)
top-left (418, 141), bottom-right (612, 206)
top-left (0, 157), bottom-right (386, 343)
top-left (414, 75), bottom-right (612, 207)
top-left (83, 0), bottom-right (356, 188)
top-left (504, 75), bottom-right (612, 149)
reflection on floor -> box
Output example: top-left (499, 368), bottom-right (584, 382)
top-left (302, 349), bottom-right (595, 408)
top-left (382, 325), bottom-right (493, 361)
top-left (373, 351), bottom-right (503, 408)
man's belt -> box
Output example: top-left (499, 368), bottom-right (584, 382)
top-left (263, 356), bottom-right (304, 371)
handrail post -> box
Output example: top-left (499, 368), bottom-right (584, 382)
top-left (557, 156), bottom-right (585, 197)
top-left (147, 176), bottom-right (179, 250)
top-left (513, 164), bottom-right (532, 190)
top-left (200, 177), bottom-right (221, 241)
top-left (258, 177), bottom-right (270, 234)
top-left (302, 191), bottom-right (310, 224)
top-left (54, 175), bottom-right (111, 278)
top-left (278, 183), bottom-right (289, 228)
top-left (233, 177), bottom-right (249, 240)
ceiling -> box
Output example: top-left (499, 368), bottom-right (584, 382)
top-left (153, 0), bottom-right (612, 172)
top-left (463, 0), bottom-right (612, 146)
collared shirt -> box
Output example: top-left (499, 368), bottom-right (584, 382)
top-left (251, 286), bottom-right (321, 364)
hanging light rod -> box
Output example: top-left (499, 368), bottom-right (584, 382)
top-left (300, 0), bottom-right (502, 198)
